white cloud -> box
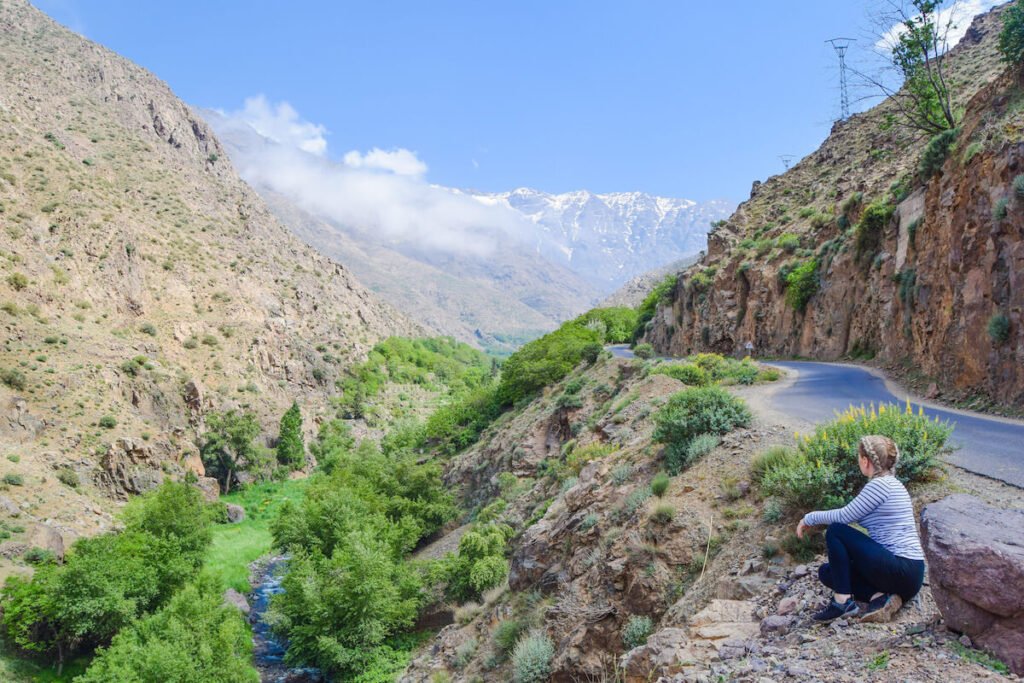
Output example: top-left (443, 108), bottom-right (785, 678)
top-left (876, 0), bottom-right (1005, 53)
top-left (224, 95), bottom-right (328, 156)
top-left (342, 147), bottom-right (427, 177)
top-left (210, 98), bottom-right (532, 257)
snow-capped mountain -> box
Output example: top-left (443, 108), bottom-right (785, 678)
top-left (472, 188), bottom-right (733, 289)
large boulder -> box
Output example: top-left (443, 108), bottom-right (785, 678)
top-left (921, 494), bottom-right (1024, 675)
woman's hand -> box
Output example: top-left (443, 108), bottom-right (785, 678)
top-left (796, 518), bottom-right (809, 539)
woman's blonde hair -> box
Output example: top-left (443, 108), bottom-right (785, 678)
top-left (858, 435), bottom-right (899, 476)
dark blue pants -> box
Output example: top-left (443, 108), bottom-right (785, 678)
top-left (817, 523), bottom-right (925, 602)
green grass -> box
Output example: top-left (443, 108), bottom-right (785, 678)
top-left (949, 641), bottom-right (1010, 675)
top-left (202, 479), bottom-right (308, 592)
top-left (0, 651), bottom-right (90, 682)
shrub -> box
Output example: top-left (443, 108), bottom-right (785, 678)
top-left (276, 402), bottom-right (305, 470)
top-left (650, 472), bottom-right (670, 498)
top-left (750, 446), bottom-right (800, 485)
top-left (685, 433), bottom-right (720, 463)
top-left (497, 323), bottom-right (602, 406)
top-left (633, 343), bottom-right (654, 359)
top-left (1014, 174), bottom-right (1024, 199)
top-left (650, 504), bottom-right (675, 524)
top-left (776, 233), bottom-right (800, 253)
top-left (512, 630), bottom-right (554, 683)
top-left (493, 619), bottom-right (527, 657)
top-left (622, 488), bottom-right (651, 517)
top-left (5, 272), bottom-right (27, 290)
top-left (139, 322), bottom-right (157, 336)
top-left (999, 0), bottom-right (1024, 64)
top-left (654, 386), bottom-right (749, 474)
top-left (566, 442), bottom-right (615, 475)
top-left (763, 499), bottom-right (783, 524)
top-left (919, 128), bottom-right (958, 178)
top-left (622, 615), bottom-right (654, 650)
top-left (56, 469), bottom-right (79, 488)
top-left (855, 202), bottom-right (894, 260)
top-left (23, 547), bottom-right (54, 564)
top-left (444, 523), bottom-right (513, 602)
top-left (573, 307), bottom-right (639, 344)
top-left (652, 363), bottom-right (708, 386)
top-left (633, 274), bottom-right (678, 342)
top-left (3, 474), bottom-right (23, 486)
top-left (76, 579), bottom-right (257, 683)
top-left (784, 259), bottom-right (819, 312)
top-left (987, 313), bottom-right (1011, 345)
top-left (0, 368), bottom-right (26, 390)
top-left (611, 463), bottom-right (634, 485)
top-left (992, 197), bottom-right (1009, 222)
top-left (98, 415), bottom-right (117, 429)
top-left (579, 513), bottom-right (599, 531)
top-left (782, 533), bottom-right (825, 563)
top-left (761, 402), bottom-right (952, 513)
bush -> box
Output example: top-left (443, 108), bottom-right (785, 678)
top-left (76, 579), bottom-right (258, 682)
top-left (6, 272), bottom-right (28, 291)
top-left (56, 469), bottom-right (79, 488)
top-left (611, 463), bottom-right (634, 485)
top-left (784, 259), bottom-right (819, 312)
top-left (1015, 174), bottom-right (1024, 199)
top-left (633, 274), bottom-right (678, 342)
top-left (422, 386), bottom-right (502, 456)
top-left (761, 402), bottom-right (952, 513)
top-left (650, 472), bottom-right (670, 497)
top-left (0, 368), bottom-right (26, 390)
top-left (685, 433), bottom-right (720, 463)
top-left (621, 488), bottom-right (651, 517)
top-left (622, 615), bottom-right (654, 650)
top-left (633, 343), bottom-right (654, 359)
top-left (650, 503), bottom-right (675, 525)
top-left (919, 128), bottom-right (958, 178)
top-left (566, 442), bottom-right (615, 476)
top-left (776, 233), bottom-right (800, 253)
top-left (512, 630), bottom-right (554, 683)
top-left (497, 323), bottom-right (603, 406)
top-left (999, 0), bottom-right (1024, 64)
top-left (993, 197), bottom-right (1010, 222)
top-left (750, 446), bottom-right (800, 485)
top-left (3, 474), bottom-right (23, 486)
top-left (139, 322), bottom-right (157, 336)
top-left (493, 619), bottom-right (527, 657)
top-left (652, 363), bottom-right (708, 386)
top-left (654, 387), bottom-right (750, 474)
top-left (573, 307), bottom-right (639, 344)
top-left (988, 313), bottom-right (1011, 345)
top-left (98, 415), bottom-right (117, 429)
top-left (855, 202), bottom-right (894, 260)
top-left (445, 523), bottom-right (513, 601)
top-left (276, 402), bottom-right (305, 470)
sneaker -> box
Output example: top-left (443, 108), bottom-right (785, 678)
top-left (813, 598), bottom-right (860, 623)
top-left (860, 593), bottom-right (903, 623)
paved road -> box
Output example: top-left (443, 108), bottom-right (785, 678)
top-left (607, 344), bottom-right (636, 359)
top-left (769, 361), bottom-right (1024, 488)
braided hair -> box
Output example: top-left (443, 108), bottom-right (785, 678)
top-left (858, 435), bottom-right (899, 477)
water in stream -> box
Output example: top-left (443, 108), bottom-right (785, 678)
top-left (249, 557), bottom-right (324, 683)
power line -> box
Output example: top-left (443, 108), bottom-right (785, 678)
top-left (826, 38), bottom-right (856, 121)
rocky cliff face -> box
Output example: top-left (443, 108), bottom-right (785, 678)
top-left (0, 0), bottom-right (417, 549)
top-left (643, 8), bottom-right (1024, 407)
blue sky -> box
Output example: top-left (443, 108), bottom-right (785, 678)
top-left (34, 1), bottom-right (997, 203)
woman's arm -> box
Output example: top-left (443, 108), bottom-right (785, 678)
top-left (801, 479), bottom-right (887, 528)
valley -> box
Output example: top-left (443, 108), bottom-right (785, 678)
top-left (0, 0), bottom-right (1023, 682)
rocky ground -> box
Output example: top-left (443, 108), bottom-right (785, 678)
top-left (401, 354), bottom-right (1023, 682)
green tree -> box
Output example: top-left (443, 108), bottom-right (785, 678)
top-left (269, 531), bottom-right (422, 678)
top-left (444, 523), bottom-right (513, 601)
top-left (276, 401), bottom-right (305, 470)
top-left (77, 579), bottom-right (258, 683)
top-left (865, 1), bottom-right (958, 134)
top-left (1000, 0), bottom-right (1024, 64)
top-left (201, 410), bottom-right (262, 493)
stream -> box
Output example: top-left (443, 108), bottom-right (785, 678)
top-left (249, 556), bottom-right (324, 683)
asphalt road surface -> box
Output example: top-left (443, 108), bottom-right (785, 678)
top-left (769, 361), bottom-right (1024, 488)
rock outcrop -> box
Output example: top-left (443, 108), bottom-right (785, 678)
top-left (643, 8), bottom-right (1024, 408)
top-left (921, 494), bottom-right (1024, 675)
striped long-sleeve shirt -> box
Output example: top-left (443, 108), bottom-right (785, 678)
top-left (803, 475), bottom-right (924, 560)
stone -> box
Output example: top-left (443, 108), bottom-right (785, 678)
top-left (921, 494), bottom-right (1024, 675)
top-left (225, 503), bottom-right (246, 523)
top-left (793, 564), bottom-right (809, 578)
top-left (28, 523), bottom-right (65, 561)
top-left (740, 558), bottom-right (764, 575)
top-left (194, 476), bottom-right (220, 502)
top-left (777, 597), bottom-right (798, 616)
top-left (620, 627), bottom-right (695, 680)
top-left (759, 615), bottom-right (793, 636)
top-left (0, 496), bottom-right (20, 517)
top-left (222, 588), bottom-right (250, 614)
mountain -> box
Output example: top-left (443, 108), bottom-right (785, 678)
top-left (0, 0), bottom-right (419, 546)
top-left (471, 188), bottom-right (732, 289)
top-left (600, 255), bottom-right (701, 308)
top-left (208, 114), bottom-right (601, 352)
top-left (641, 6), bottom-right (1024, 408)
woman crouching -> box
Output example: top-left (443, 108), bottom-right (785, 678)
top-left (796, 435), bottom-right (925, 623)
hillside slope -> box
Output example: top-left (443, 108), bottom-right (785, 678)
top-left (0, 0), bottom-right (418, 546)
top-left (642, 7), bottom-right (1024, 407)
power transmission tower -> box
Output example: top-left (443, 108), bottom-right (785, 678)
top-left (778, 155), bottom-right (796, 171)
top-left (826, 38), bottom-right (855, 121)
